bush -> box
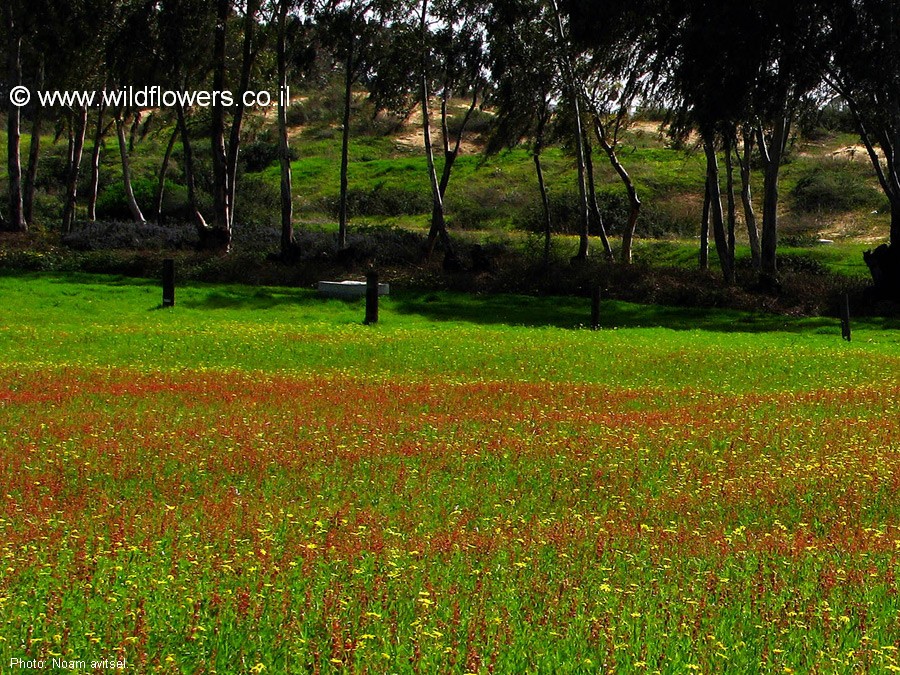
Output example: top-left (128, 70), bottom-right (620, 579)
top-left (515, 190), bottom-right (695, 239)
top-left (791, 166), bottom-right (879, 213)
top-left (95, 179), bottom-right (191, 223)
top-left (446, 108), bottom-right (494, 137)
top-left (445, 185), bottom-right (520, 230)
top-left (61, 220), bottom-right (199, 251)
top-left (777, 253), bottom-right (829, 276)
top-left (285, 102), bottom-right (309, 127)
top-left (353, 111), bottom-right (407, 137)
top-left (95, 178), bottom-right (156, 221)
top-left (233, 175), bottom-right (281, 227)
top-left (231, 221), bottom-right (281, 252)
top-left (240, 140), bottom-right (281, 173)
top-left (35, 153), bottom-right (73, 191)
top-left (327, 185), bottom-right (432, 218)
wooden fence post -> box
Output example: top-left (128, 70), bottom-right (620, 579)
top-left (840, 293), bottom-right (851, 342)
top-left (162, 259), bottom-right (175, 307)
top-left (591, 284), bottom-right (601, 330)
top-left (364, 271), bottom-right (379, 325)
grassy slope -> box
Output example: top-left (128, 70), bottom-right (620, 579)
top-left (3, 100), bottom-right (891, 282)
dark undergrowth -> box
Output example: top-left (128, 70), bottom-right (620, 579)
top-left (0, 222), bottom-right (889, 319)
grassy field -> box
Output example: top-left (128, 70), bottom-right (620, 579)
top-left (2, 274), bottom-right (900, 672)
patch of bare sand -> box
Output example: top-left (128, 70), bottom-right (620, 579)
top-left (828, 145), bottom-right (885, 162)
top-left (393, 103), bottom-right (487, 154)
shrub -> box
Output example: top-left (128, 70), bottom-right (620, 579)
top-left (95, 179), bottom-right (191, 223)
top-left (353, 111), bottom-right (407, 137)
top-left (240, 140), bottom-right (280, 173)
top-left (61, 220), bottom-right (199, 251)
top-left (95, 178), bottom-right (157, 221)
top-left (446, 108), bottom-right (494, 137)
top-left (327, 185), bottom-right (432, 218)
top-left (233, 175), bottom-right (281, 228)
top-left (792, 166), bottom-right (879, 213)
top-left (515, 190), bottom-right (695, 239)
top-left (445, 185), bottom-right (519, 230)
top-left (777, 253), bottom-right (829, 276)
top-left (285, 102), bottom-right (309, 127)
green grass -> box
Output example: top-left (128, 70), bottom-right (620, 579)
top-left (2, 273), bottom-right (899, 389)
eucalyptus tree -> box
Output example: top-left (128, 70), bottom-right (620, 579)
top-left (568, 0), bottom-right (669, 264)
top-left (2, 0), bottom-right (25, 231)
top-left (105, 0), bottom-right (166, 224)
top-left (420, 0), bottom-right (489, 262)
top-left (155, 0), bottom-right (217, 231)
top-left (272, 0), bottom-right (316, 259)
top-left (748, 0), bottom-right (825, 284)
top-left (28, 0), bottom-right (116, 232)
top-left (314, 0), bottom-right (395, 250)
top-left (486, 0), bottom-right (559, 264)
top-left (367, 0), bottom-right (484, 269)
top-left (664, 2), bottom-right (767, 284)
top-left (205, 0), bottom-right (268, 250)
top-left (546, 0), bottom-right (594, 261)
top-left (823, 0), bottom-right (900, 293)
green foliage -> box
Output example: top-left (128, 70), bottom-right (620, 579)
top-left (328, 185), bottom-right (432, 218)
top-left (95, 178), bottom-right (190, 222)
top-left (446, 108), bottom-right (495, 137)
top-left (240, 139), bottom-right (295, 173)
top-left (95, 178), bottom-right (152, 220)
top-left (233, 174), bottom-right (281, 226)
top-left (791, 165), bottom-right (883, 213)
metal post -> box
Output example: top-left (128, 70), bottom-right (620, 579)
top-left (162, 259), bottom-right (175, 307)
top-left (364, 271), bottom-right (379, 325)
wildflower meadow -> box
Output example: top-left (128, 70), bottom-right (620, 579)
top-left (2, 274), bottom-right (900, 673)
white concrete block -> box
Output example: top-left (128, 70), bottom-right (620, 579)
top-left (317, 280), bottom-right (390, 299)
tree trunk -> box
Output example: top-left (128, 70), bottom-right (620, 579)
top-left (426, 89), bottom-right (478, 251)
top-left (738, 128), bottom-right (760, 270)
top-left (534, 121), bottom-right (552, 266)
top-left (535, 151), bottom-right (552, 266)
top-left (61, 107), bottom-right (88, 233)
top-left (421, 82), bottom-right (456, 267)
top-left (23, 56), bottom-right (43, 226)
top-left (700, 176), bottom-right (710, 271)
top-left (225, 0), bottom-right (260, 233)
top-left (338, 39), bottom-right (354, 250)
top-left (210, 0), bottom-right (231, 244)
top-left (892, 201), bottom-right (900, 249)
top-left (703, 134), bottom-right (733, 284)
top-left (420, 0), bottom-right (457, 269)
top-left (584, 133), bottom-right (614, 260)
top-left (175, 104), bottom-right (208, 233)
top-left (277, 0), bottom-right (295, 260)
top-left (724, 134), bottom-right (737, 275)
top-left (570, 92), bottom-right (591, 261)
top-left (116, 114), bottom-right (146, 223)
top-left (759, 117), bottom-right (789, 283)
top-left (5, 24), bottom-right (24, 232)
top-left (549, 0), bottom-right (589, 261)
top-left (593, 118), bottom-right (640, 264)
top-left (86, 104), bottom-right (106, 222)
top-left (154, 126), bottom-right (179, 224)
top-left (128, 112), bottom-right (141, 153)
